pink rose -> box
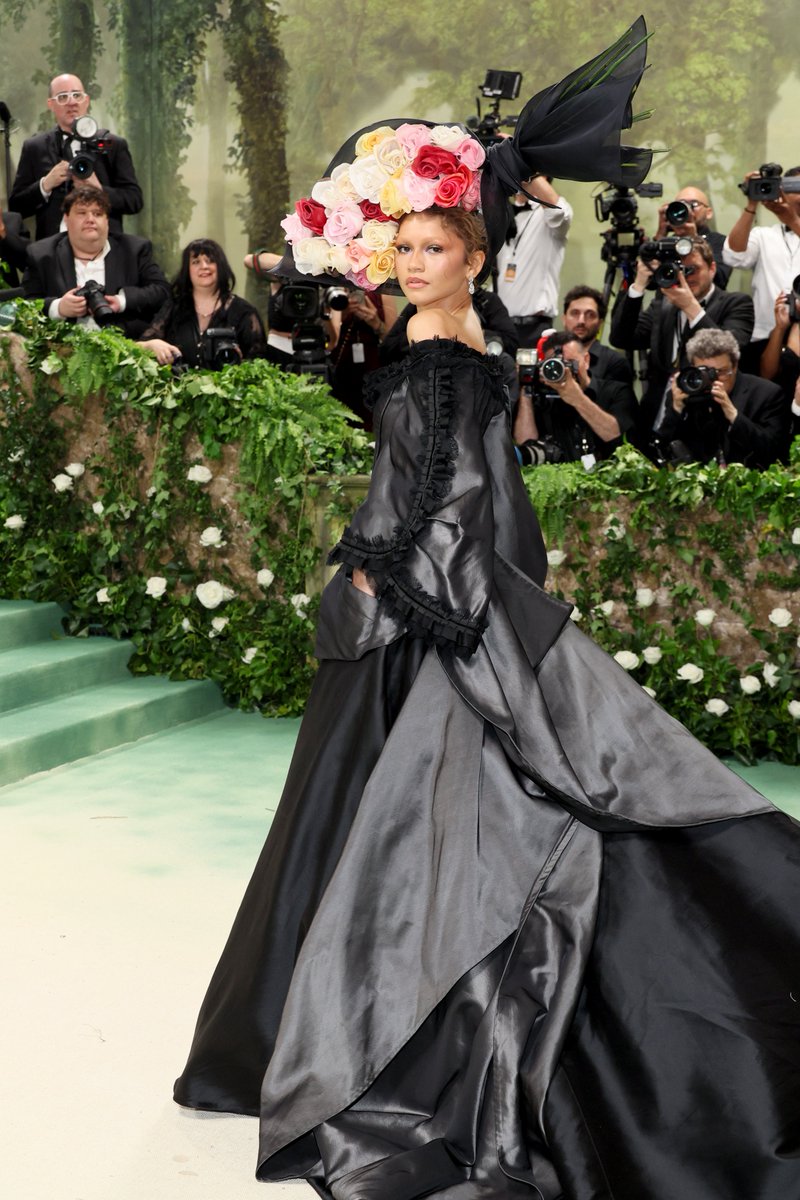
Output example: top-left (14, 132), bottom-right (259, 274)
top-left (295, 197), bottom-right (326, 236)
top-left (345, 239), bottom-right (373, 270)
top-left (454, 137), bottom-right (485, 170)
top-left (400, 169), bottom-right (439, 212)
top-left (395, 123), bottom-right (432, 161)
top-left (411, 145), bottom-right (460, 180)
top-left (434, 165), bottom-right (472, 208)
top-left (359, 199), bottom-right (395, 223)
top-left (344, 267), bottom-right (374, 290)
top-left (323, 203), bottom-right (365, 245)
top-left (461, 173), bottom-right (482, 212)
top-left (280, 211), bottom-right (311, 243)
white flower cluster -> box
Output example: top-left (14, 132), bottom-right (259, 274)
top-left (257, 567), bottom-right (275, 589)
top-left (290, 593), bottom-right (311, 619)
top-left (187, 464), bottom-right (213, 484)
top-left (4, 514), bottom-right (25, 530)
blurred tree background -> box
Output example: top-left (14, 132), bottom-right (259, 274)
top-left (0, 1), bottom-right (798, 297)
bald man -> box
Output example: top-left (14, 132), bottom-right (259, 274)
top-left (9, 73), bottom-right (142, 240)
top-left (652, 185), bottom-right (731, 289)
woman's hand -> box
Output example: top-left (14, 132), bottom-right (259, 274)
top-left (351, 567), bottom-right (376, 596)
top-left (773, 291), bottom-right (791, 333)
top-left (348, 292), bottom-right (383, 335)
top-left (139, 338), bottom-right (182, 365)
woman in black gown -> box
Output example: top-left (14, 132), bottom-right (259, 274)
top-left (174, 20), bottom-right (800, 1199)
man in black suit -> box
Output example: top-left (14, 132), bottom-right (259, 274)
top-left (610, 238), bottom-right (754, 453)
top-left (23, 185), bottom-right (168, 339)
top-left (654, 328), bottom-right (787, 468)
top-left (561, 284), bottom-right (634, 384)
top-left (0, 210), bottom-right (30, 288)
top-left (9, 73), bottom-right (142, 240)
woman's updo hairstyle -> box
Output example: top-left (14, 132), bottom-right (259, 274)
top-left (400, 206), bottom-right (488, 262)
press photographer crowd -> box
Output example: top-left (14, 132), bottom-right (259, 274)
top-left (1, 71), bottom-right (799, 470)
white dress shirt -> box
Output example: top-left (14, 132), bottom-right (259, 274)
top-left (495, 198), bottom-right (573, 319)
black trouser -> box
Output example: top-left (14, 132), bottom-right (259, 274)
top-left (513, 314), bottom-right (556, 350)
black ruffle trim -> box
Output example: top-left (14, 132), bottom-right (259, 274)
top-left (381, 568), bottom-right (487, 655)
top-left (363, 337), bottom-right (503, 412)
top-left (329, 355), bottom-right (459, 572)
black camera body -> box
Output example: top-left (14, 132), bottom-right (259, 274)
top-left (740, 163), bottom-right (800, 203)
top-left (538, 356), bottom-right (579, 386)
top-left (74, 278), bottom-right (115, 325)
top-left (640, 235), bottom-right (694, 288)
top-left (69, 115), bottom-right (111, 181)
top-left (594, 181), bottom-right (663, 272)
top-left (200, 327), bottom-right (240, 369)
top-left (466, 68), bottom-right (521, 148)
top-left (676, 364), bottom-right (719, 401)
top-left (788, 273), bottom-right (800, 325)
top-left (665, 199), bottom-right (691, 227)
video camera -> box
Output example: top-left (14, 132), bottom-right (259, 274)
top-left (739, 163), bottom-right (800, 204)
top-left (639, 235), bottom-right (694, 288)
top-left (466, 69), bottom-right (521, 149)
top-left (69, 116), bottom-right (111, 180)
top-left (594, 181), bottom-right (663, 272)
top-left (271, 282), bottom-right (351, 379)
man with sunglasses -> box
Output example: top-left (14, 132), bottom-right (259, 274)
top-left (652, 186), bottom-right (731, 289)
top-left (9, 73), bottom-right (142, 240)
top-left (610, 238), bottom-right (754, 455)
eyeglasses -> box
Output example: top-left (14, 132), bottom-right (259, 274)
top-left (52, 91), bottom-right (86, 105)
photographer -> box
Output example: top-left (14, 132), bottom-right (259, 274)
top-left (9, 73), bottom-right (142, 241)
top-left (23, 185), bottom-right (168, 338)
top-left (561, 285), bottom-right (633, 383)
top-left (495, 177), bottom-right (572, 347)
top-left (610, 238), bottom-right (753, 449)
top-left (139, 239), bottom-right (266, 369)
top-left (514, 330), bottom-right (636, 465)
top-left (652, 186), bottom-right (730, 289)
top-left (655, 328), bottom-right (787, 468)
top-left (723, 165), bottom-right (800, 370)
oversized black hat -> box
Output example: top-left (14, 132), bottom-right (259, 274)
top-left (271, 15), bottom-right (652, 289)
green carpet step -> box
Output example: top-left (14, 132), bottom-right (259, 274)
top-left (0, 676), bottom-right (224, 786)
top-left (0, 600), bottom-right (64, 651)
top-left (0, 636), bottom-right (134, 712)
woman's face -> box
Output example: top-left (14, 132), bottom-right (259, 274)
top-left (395, 214), bottom-right (481, 307)
top-left (189, 253), bottom-right (219, 291)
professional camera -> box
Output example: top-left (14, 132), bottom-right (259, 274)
top-left (788, 274), bottom-right (800, 324)
top-left (639, 235), bottom-right (694, 288)
top-left (466, 68), bottom-right (521, 148)
top-left (69, 115), bottom-right (111, 180)
top-left (594, 181), bottom-right (663, 272)
top-left (74, 278), bottom-right (115, 325)
top-left (200, 327), bottom-right (240, 369)
top-left (665, 200), bottom-right (691, 227)
top-left (739, 163), bottom-right (800, 203)
top-left (517, 435), bottom-right (567, 466)
top-left (676, 364), bottom-right (718, 399)
top-left (271, 283), bottom-right (330, 379)
top-left (538, 356), bottom-right (579, 386)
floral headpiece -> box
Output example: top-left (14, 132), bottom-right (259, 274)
top-left (280, 124), bottom-right (485, 291)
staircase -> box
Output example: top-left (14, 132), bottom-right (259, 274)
top-left (0, 600), bottom-right (224, 786)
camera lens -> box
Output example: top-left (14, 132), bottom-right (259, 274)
top-left (665, 200), bottom-right (690, 226)
top-left (541, 358), bottom-right (567, 384)
top-left (654, 262), bottom-right (679, 288)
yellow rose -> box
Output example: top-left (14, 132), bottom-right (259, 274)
top-left (366, 248), bottom-right (397, 286)
top-left (355, 126), bottom-right (398, 157)
top-left (379, 175), bottom-right (413, 219)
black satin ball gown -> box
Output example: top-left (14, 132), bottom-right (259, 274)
top-left (174, 340), bottom-right (800, 1200)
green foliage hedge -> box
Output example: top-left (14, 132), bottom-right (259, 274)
top-left (0, 302), bottom-right (798, 761)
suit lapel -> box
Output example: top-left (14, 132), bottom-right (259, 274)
top-left (55, 236), bottom-right (77, 294)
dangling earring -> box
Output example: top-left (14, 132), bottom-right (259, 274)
top-left (468, 276), bottom-right (475, 295)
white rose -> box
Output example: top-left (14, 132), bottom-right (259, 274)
top-left (293, 236), bottom-right (335, 275)
top-left (256, 568), bottom-right (275, 589)
top-left (569, 607), bottom-right (582, 622)
top-left (374, 136), bottom-right (407, 175)
top-left (768, 607), bottom-right (792, 628)
top-left (348, 153), bottom-right (392, 202)
top-left (52, 473), bottom-right (73, 492)
top-left (145, 486), bottom-right (156, 498)
top-left (694, 608), bottom-right (716, 627)
top-left (311, 177), bottom-right (351, 208)
top-left (642, 646), bottom-right (662, 665)
top-left (677, 663), bottom-right (704, 684)
top-left (595, 600), bottom-right (615, 618)
top-left (430, 124), bottom-right (467, 150)
top-left (762, 662), bottom-right (780, 689)
top-left (788, 699), bottom-right (800, 720)
top-left (91, 500), bottom-right (104, 516)
top-left (642, 686), bottom-right (657, 699)
top-left (65, 461), bottom-right (85, 478)
top-left (330, 163), bottom-right (360, 200)
top-left (96, 587), bottom-right (111, 604)
top-left (181, 618), bottom-right (192, 632)
top-left (199, 526), bottom-right (225, 548)
top-left (187, 464), bottom-right (213, 484)
top-left (360, 219), bottom-right (399, 252)
top-left (327, 243), bottom-right (352, 275)
top-left (210, 616), bottom-right (228, 633)
top-left (546, 549), bottom-right (566, 567)
top-left (145, 575), bottom-right (167, 599)
top-left (7, 449), bottom-right (24, 463)
top-left (614, 650), bottom-right (640, 671)
top-left (242, 646), bottom-right (258, 665)
top-left (705, 698), bottom-right (730, 716)
top-left (739, 675), bottom-right (761, 695)
top-left (195, 580), bottom-right (226, 609)
top-left (290, 592), bottom-right (311, 610)
top-left (635, 587), bottom-right (655, 608)
top-left (4, 514), bottom-right (25, 530)
top-left (791, 527), bottom-right (800, 545)
top-left (221, 585), bottom-right (235, 601)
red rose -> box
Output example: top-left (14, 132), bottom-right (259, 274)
top-left (433, 166), bottom-right (472, 208)
top-left (295, 197), bottom-right (327, 235)
top-left (411, 145), bottom-right (460, 180)
top-left (359, 199), bottom-right (395, 223)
